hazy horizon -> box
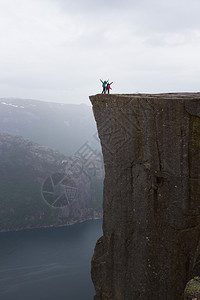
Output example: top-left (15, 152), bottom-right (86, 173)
top-left (0, 95), bottom-right (91, 106)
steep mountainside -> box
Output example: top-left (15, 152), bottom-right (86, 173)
top-left (0, 98), bottom-right (99, 155)
top-left (90, 93), bottom-right (200, 300)
top-left (0, 132), bottom-right (103, 231)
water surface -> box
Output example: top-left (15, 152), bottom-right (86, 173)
top-left (0, 219), bottom-right (102, 300)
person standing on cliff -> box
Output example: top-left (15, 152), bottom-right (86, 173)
top-left (100, 79), bottom-right (108, 94)
top-left (106, 81), bottom-right (113, 94)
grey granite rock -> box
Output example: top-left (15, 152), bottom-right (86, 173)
top-left (90, 93), bottom-right (200, 300)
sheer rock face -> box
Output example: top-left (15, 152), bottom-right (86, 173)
top-left (90, 93), bottom-right (200, 300)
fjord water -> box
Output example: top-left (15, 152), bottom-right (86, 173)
top-left (0, 219), bottom-right (102, 300)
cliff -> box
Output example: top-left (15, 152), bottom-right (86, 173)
top-left (90, 93), bottom-right (200, 300)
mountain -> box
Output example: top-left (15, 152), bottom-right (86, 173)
top-left (0, 132), bottom-right (103, 232)
top-left (0, 98), bottom-right (100, 156)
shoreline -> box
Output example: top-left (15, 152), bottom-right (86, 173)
top-left (0, 216), bottom-right (103, 233)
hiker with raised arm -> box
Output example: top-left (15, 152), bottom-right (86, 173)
top-left (106, 81), bottom-right (113, 94)
top-left (100, 79), bottom-right (108, 94)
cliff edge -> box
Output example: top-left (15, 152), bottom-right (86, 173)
top-left (90, 93), bottom-right (200, 300)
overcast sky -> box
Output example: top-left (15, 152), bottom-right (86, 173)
top-left (0, 0), bottom-right (200, 105)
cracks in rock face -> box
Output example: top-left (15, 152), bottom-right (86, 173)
top-left (130, 162), bottom-right (134, 195)
top-left (152, 176), bottom-right (164, 214)
top-left (156, 138), bottom-right (162, 172)
top-left (154, 105), bottom-right (162, 173)
top-left (152, 105), bottom-right (163, 214)
top-left (153, 188), bottom-right (158, 213)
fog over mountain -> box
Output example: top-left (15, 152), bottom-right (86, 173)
top-left (0, 98), bottom-right (100, 156)
top-left (0, 98), bottom-right (103, 231)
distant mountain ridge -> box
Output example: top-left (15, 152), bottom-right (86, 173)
top-left (0, 131), bottom-right (103, 231)
top-left (0, 98), bottom-right (100, 156)
top-left (0, 98), bottom-right (103, 231)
